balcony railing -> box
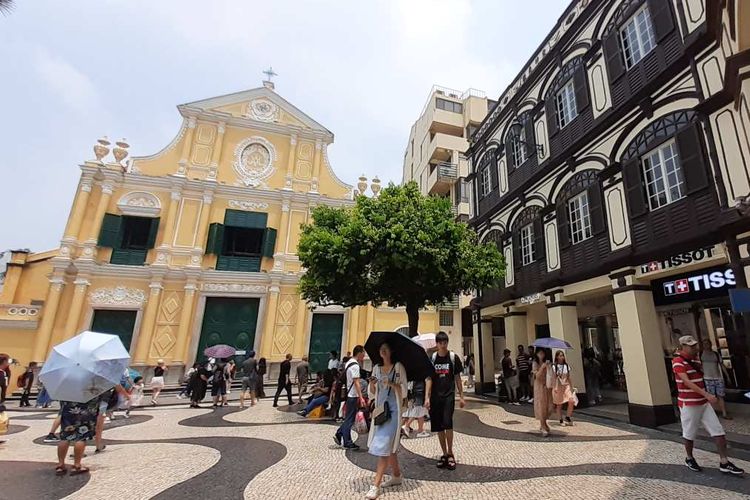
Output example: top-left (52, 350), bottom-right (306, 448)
top-left (436, 162), bottom-right (458, 181)
top-left (0, 303), bottom-right (42, 329)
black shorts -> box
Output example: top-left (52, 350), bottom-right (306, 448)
top-left (429, 396), bottom-right (455, 432)
top-left (211, 383), bottom-right (227, 397)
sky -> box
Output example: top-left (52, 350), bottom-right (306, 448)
top-left (0, 0), bottom-right (569, 253)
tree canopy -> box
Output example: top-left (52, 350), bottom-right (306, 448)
top-left (298, 181), bottom-right (505, 336)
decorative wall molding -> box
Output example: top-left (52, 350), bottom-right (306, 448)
top-left (89, 286), bottom-right (147, 307)
top-left (117, 191), bottom-right (162, 217)
top-left (246, 98), bottom-right (279, 123)
top-left (233, 136), bottom-right (277, 187)
top-left (202, 283), bottom-right (268, 294)
top-left (228, 199), bottom-right (270, 211)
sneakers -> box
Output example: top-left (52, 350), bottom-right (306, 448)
top-left (416, 431), bottom-right (431, 438)
top-left (565, 416), bottom-right (573, 426)
top-left (365, 486), bottom-right (380, 499)
top-left (297, 410), bottom-right (307, 417)
top-left (176, 394), bottom-right (184, 400)
top-left (333, 434), bottom-right (342, 447)
top-left (559, 419), bottom-right (565, 426)
top-left (381, 475), bottom-right (403, 488)
top-left (519, 396), bottom-right (528, 402)
top-left (685, 457), bottom-right (702, 472)
top-left (43, 433), bottom-right (59, 443)
top-left (720, 461), bottom-right (745, 475)
top-left (527, 398), bottom-right (534, 403)
top-left (511, 402), bottom-right (521, 406)
top-left (343, 443), bottom-right (360, 450)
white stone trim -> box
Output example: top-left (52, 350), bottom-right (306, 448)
top-left (88, 286), bottom-right (147, 308)
top-left (233, 136), bottom-right (277, 187)
top-left (228, 200), bottom-right (269, 211)
top-left (117, 191), bottom-right (162, 217)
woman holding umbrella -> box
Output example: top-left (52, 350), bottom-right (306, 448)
top-left (365, 342), bottom-right (408, 499)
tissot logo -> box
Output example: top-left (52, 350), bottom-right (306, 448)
top-left (653, 266), bottom-right (736, 306)
top-left (641, 246), bottom-right (716, 274)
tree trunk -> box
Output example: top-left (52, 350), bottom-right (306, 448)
top-left (406, 302), bottom-right (420, 338)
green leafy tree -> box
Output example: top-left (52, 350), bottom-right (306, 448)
top-left (298, 181), bottom-right (505, 336)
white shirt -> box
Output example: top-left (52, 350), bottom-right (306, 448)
top-left (328, 359), bottom-right (340, 371)
top-left (344, 359), bottom-right (361, 398)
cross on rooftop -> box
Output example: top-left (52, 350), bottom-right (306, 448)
top-left (263, 67), bottom-right (278, 82)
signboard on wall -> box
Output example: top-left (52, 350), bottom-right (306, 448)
top-left (651, 265), bottom-right (736, 306)
top-left (639, 245), bottom-right (721, 276)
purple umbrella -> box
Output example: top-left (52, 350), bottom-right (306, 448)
top-left (204, 344), bottom-right (237, 359)
top-left (533, 337), bottom-right (573, 350)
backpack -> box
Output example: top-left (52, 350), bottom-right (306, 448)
top-left (338, 360), bottom-right (358, 399)
top-left (212, 367), bottom-right (225, 384)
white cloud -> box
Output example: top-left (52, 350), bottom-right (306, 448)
top-left (33, 49), bottom-right (101, 114)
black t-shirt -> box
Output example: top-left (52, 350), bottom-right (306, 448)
top-left (278, 360), bottom-right (291, 383)
top-left (154, 366), bottom-right (165, 377)
top-left (502, 357), bottom-right (515, 378)
top-left (430, 353), bottom-right (463, 399)
top-left (212, 364), bottom-right (226, 384)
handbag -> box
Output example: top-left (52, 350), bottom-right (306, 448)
top-left (353, 409), bottom-right (369, 434)
top-left (545, 363), bottom-right (555, 390)
top-left (373, 369), bottom-right (396, 427)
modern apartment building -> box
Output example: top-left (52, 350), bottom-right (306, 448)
top-left (403, 86), bottom-right (493, 355)
top-left (467, 0), bottom-right (750, 427)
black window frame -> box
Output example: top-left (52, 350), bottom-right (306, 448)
top-left (436, 97), bottom-right (463, 114)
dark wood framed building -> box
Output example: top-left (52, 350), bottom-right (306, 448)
top-left (467, 0), bottom-right (750, 427)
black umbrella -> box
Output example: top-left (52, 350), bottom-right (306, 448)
top-left (364, 331), bottom-right (435, 382)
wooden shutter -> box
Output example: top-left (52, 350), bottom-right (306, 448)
top-left (505, 131), bottom-right (516, 169)
top-left (573, 64), bottom-right (589, 111)
top-left (205, 223), bottom-right (225, 255)
top-left (676, 124), bottom-right (709, 194)
top-left (523, 116), bottom-right (536, 151)
top-left (261, 228), bottom-right (277, 258)
top-left (622, 158), bottom-right (648, 218)
top-left (512, 230), bottom-right (521, 268)
top-left (587, 183), bottom-right (605, 235)
top-left (648, 0), bottom-right (674, 42)
top-left (97, 213), bottom-right (122, 248)
top-left (603, 30), bottom-right (625, 82)
top-left (533, 218), bottom-right (545, 262)
top-left (146, 218), bottom-right (160, 249)
top-left (545, 98), bottom-right (559, 138)
top-left (556, 203), bottom-right (571, 250)
top-left (490, 162), bottom-right (498, 191)
top-left (224, 209), bottom-right (268, 229)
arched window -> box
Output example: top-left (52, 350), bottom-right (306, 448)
top-left (620, 111), bottom-right (708, 218)
top-left (544, 57), bottom-right (589, 137)
top-left (555, 170), bottom-right (605, 249)
top-left (505, 111), bottom-right (535, 169)
top-left (511, 207), bottom-right (544, 267)
top-left (476, 149), bottom-right (498, 198)
top-left (482, 229), bottom-right (504, 249)
top-left (602, 0), bottom-right (675, 82)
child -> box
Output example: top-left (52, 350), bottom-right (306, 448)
top-left (402, 380), bottom-right (429, 438)
top-left (125, 376), bottom-right (144, 418)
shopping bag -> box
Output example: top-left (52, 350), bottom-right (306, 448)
top-left (353, 409), bottom-right (368, 435)
top-left (572, 389), bottom-right (579, 407)
top-left (0, 408), bottom-right (8, 435)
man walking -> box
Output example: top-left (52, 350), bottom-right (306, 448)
top-left (426, 331), bottom-right (465, 471)
top-left (273, 353), bottom-right (294, 407)
top-left (334, 345), bottom-right (366, 450)
top-left (516, 345), bottom-right (531, 403)
top-left (296, 356), bottom-right (310, 403)
top-left (501, 349), bottom-right (520, 405)
top-left (673, 335), bottom-right (743, 474)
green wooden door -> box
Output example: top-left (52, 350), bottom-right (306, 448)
top-left (309, 313), bottom-right (344, 373)
top-left (91, 309), bottom-right (138, 353)
top-left (198, 297), bottom-right (260, 368)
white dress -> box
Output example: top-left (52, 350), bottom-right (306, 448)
top-left (367, 362), bottom-right (407, 456)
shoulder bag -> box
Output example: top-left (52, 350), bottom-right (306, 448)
top-left (372, 368), bottom-right (396, 426)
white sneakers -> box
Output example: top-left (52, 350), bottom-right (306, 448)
top-left (365, 486), bottom-right (380, 499)
top-left (381, 475), bottom-right (403, 488)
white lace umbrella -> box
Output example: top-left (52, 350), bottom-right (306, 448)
top-left (39, 331), bottom-right (130, 403)
top-left (412, 333), bottom-right (437, 351)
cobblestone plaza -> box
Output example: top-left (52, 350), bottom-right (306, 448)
top-left (2, 395), bottom-right (749, 499)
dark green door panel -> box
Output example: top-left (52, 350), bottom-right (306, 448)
top-left (197, 297), bottom-right (260, 368)
top-left (91, 309), bottom-right (138, 353)
top-left (308, 313), bottom-right (344, 373)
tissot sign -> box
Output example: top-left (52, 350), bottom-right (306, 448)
top-left (652, 265), bottom-right (736, 306)
top-left (640, 245), bottom-right (717, 274)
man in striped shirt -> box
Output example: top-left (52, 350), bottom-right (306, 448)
top-left (672, 335), bottom-right (743, 475)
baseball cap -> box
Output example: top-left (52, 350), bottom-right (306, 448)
top-left (678, 335), bottom-right (698, 346)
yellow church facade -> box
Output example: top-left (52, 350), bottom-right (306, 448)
top-left (0, 82), bottom-right (455, 382)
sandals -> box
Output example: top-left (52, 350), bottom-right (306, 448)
top-left (71, 466), bottom-right (90, 475)
top-left (436, 455), bottom-right (448, 468)
top-left (446, 455), bottom-right (457, 470)
top-left (95, 445), bottom-right (106, 454)
top-left (55, 465), bottom-right (67, 476)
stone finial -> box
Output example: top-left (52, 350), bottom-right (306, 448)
top-left (113, 138), bottom-right (130, 164)
top-left (93, 136), bottom-right (110, 162)
top-left (370, 176), bottom-right (381, 197)
top-left (357, 174), bottom-right (368, 196)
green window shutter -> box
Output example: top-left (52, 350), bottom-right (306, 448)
top-left (224, 209), bottom-right (268, 229)
top-left (97, 213), bottom-right (122, 248)
top-left (261, 228), bottom-right (277, 258)
top-left (206, 223), bottom-right (225, 255)
top-left (146, 217), bottom-right (160, 249)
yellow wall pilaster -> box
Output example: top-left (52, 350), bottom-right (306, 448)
top-left (32, 277), bottom-right (65, 363)
top-left (133, 281), bottom-right (163, 364)
top-left (161, 189), bottom-right (182, 246)
top-left (311, 139), bottom-right (322, 192)
top-left (63, 278), bottom-right (90, 340)
top-left (348, 306), bottom-right (361, 348)
top-left (173, 283), bottom-right (197, 363)
top-left (177, 117), bottom-right (197, 176)
top-left (276, 200), bottom-right (290, 255)
top-left (208, 122), bottom-right (226, 180)
top-left (87, 182), bottom-right (114, 242)
top-left (194, 191), bottom-right (214, 251)
top-left (365, 303), bottom-right (375, 335)
top-left (259, 285), bottom-right (280, 359)
top-left (284, 134), bottom-right (297, 189)
top-left (63, 176), bottom-right (93, 240)
top-left (292, 298), bottom-right (308, 358)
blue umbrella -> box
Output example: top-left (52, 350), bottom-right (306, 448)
top-left (533, 337), bottom-right (573, 350)
top-left (39, 331), bottom-right (130, 403)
